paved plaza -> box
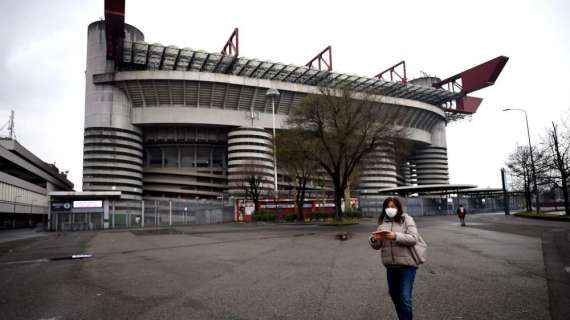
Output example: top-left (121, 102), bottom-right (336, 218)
top-left (0, 212), bottom-right (568, 320)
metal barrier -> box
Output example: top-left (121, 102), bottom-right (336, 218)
top-left (359, 194), bottom-right (526, 218)
top-left (109, 198), bottom-right (227, 229)
top-left (50, 198), bottom-right (230, 231)
top-left (52, 212), bottom-right (102, 231)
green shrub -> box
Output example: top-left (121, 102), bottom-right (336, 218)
top-left (321, 212), bottom-right (334, 219)
top-left (253, 211), bottom-right (276, 222)
top-left (345, 209), bottom-right (362, 218)
top-left (284, 213), bottom-right (297, 222)
top-left (311, 211), bottom-right (336, 220)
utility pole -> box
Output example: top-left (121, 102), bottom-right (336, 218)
top-left (503, 108), bottom-right (540, 214)
top-left (523, 111), bottom-right (540, 214)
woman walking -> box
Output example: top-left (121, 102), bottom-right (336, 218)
top-left (369, 197), bottom-right (420, 320)
top-left (456, 204), bottom-right (467, 226)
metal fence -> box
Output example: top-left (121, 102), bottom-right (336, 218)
top-left (108, 198), bottom-right (231, 229)
top-left (51, 211), bottom-right (102, 231)
top-left (359, 193), bottom-right (526, 219)
top-left (49, 198), bottom-right (234, 232)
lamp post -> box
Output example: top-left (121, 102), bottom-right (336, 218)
top-left (266, 88), bottom-right (280, 195)
top-left (503, 108), bottom-right (540, 214)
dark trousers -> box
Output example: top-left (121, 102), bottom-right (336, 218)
top-left (459, 217), bottom-right (466, 226)
top-left (387, 266), bottom-right (416, 320)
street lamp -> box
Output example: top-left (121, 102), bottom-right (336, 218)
top-left (502, 108), bottom-right (540, 213)
top-left (266, 88), bottom-right (280, 195)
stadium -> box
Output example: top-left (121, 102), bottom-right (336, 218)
top-left (82, 0), bottom-right (508, 203)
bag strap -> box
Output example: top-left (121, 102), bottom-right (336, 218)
top-left (403, 214), bottom-right (418, 237)
top-left (402, 214), bottom-right (410, 231)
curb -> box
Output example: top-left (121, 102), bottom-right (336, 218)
top-left (513, 213), bottom-right (570, 222)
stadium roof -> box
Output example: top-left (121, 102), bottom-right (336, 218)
top-left (119, 41), bottom-right (459, 108)
top-left (103, 2), bottom-right (507, 122)
top-left (376, 184), bottom-right (478, 195)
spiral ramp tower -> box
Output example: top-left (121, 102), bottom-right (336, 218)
top-left (398, 162), bottom-right (417, 186)
top-left (82, 22), bottom-right (145, 200)
top-left (410, 146), bottom-right (450, 185)
top-left (227, 127), bottom-right (275, 195)
top-left (409, 120), bottom-right (450, 185)
top-left (357, 142), bottom-right (398, 192)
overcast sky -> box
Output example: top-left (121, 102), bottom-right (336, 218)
top-left (1, 0), bottom-right (569, 190)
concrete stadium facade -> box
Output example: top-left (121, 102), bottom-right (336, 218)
top-left (83, 21), bottom-right (452, 200)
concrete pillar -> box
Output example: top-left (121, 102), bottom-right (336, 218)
top-left (411, 120), bottom-right (450, 185)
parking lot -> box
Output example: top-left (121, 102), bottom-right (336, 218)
top-left (0, 212), bottom-right (567, 320)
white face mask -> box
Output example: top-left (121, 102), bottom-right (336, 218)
top-left (385, 208), bottom-right (398, 218)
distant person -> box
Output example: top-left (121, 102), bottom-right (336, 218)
top-left (369, 197), bottom-right (421, 320)
top-left (457, 204), bottom-right (466, 226)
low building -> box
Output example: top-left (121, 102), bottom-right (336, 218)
top-left (0, 138), bottom-right (74, 228)
top-left (48, 191), bottom-right (122, 231)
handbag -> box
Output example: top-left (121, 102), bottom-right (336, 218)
top-left (404, 215), bottom-right (427, 265)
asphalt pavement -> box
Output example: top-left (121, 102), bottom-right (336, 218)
top-left (0, 228), bottom-right (48, 244)
top-left (0, 212), bottom-right (567, 320)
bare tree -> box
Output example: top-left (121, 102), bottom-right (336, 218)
top-left (287, 87), bottom-right (406, 219)
top-left (277, 130), bottom-right (320, 221)
top-left (506, 147), bottom-right (533, 211)
top-left (507, 145), bottom-right (550, 212)
top-left (542, 122), bottom-right (570, 215)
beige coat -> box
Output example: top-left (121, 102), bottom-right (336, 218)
top-left (369, 214), bottom-right (419, 267)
